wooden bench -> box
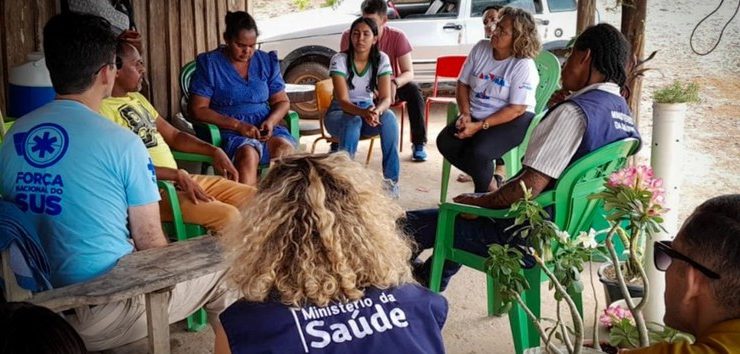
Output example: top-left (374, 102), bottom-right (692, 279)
top-left (1, 236), bottom-right (227, 354)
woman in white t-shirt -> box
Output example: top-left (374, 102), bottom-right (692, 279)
top-left (438, 7), bottom-right (540, 193)
top-left (325, 17), bottom-right (400, 198)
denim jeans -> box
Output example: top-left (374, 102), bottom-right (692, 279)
top-left (404, 208), bottom-right (534, 291)
top-left (324, 100), bottom-right (400, 182)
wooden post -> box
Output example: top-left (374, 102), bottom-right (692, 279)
top-left (576, 0), bottom-right (596, 34)
top-left (621, 0), bottom-right (647, 127)
top-left (1, 249), bottom-right (33, 301)
top-left (146, 288), bottom-right (172, 354)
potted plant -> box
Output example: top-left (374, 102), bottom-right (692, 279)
top-left (600, 303), bottom-right (693, 351)
top-left (486, 165), bottom-right (668, 353)
top-left (595, 165), bottom-right (668, 304)
top-left (653, 80), bottom-right (700, 136)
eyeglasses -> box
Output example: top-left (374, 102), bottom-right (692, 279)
top-left (653, 240), bottom-right (720, 279)
top-left (94, 57), bottom-right (122, 75)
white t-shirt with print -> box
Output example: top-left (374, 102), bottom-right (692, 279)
top-left (458, 39), bottom-right (539, 120)
top-left (329, 52), bottom-right (393, 103)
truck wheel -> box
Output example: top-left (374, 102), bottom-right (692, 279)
top-left (284, 61), bottom-right (329, 119)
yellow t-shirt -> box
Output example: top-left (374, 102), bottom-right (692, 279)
top-left (627, 319), bottom-right (740, 354)
top-left (100, 92), bottom-right (178, 169)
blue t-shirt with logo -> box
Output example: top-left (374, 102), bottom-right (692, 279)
top-left (0, 100), bottom-right (160, 287)
top-left (220, 284), bottom-right (448, 354)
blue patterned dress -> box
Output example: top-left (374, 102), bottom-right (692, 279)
top-left (189, 48), bottom-right (296, 164)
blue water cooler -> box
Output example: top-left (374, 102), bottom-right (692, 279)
top-left (8, 52), bottom-right (56, 118)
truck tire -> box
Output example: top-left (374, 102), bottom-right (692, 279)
top-left (284, 61), bottom-right (330, 119)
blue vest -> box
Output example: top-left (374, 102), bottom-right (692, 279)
top-left (219, 284), bottom-right (448, 354)
top-left (547, 88), bottom-right (641, 165)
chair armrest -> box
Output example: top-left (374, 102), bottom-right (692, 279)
top-left (157, 180), bottom-right (186, 240)
top-left (171, 150), bottom-right (214, 164)
top-left (283, 110), bottom-right (300, 141)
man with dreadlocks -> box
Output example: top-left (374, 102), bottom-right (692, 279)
top-left (406, 23), bottom-right (642, 290)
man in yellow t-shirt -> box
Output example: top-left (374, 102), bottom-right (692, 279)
top-left (101, 42), bottom-right (255, 232)
top-left (628, 194), bottom-right (740, 354)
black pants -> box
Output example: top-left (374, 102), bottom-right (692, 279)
top-left (437, 111), bottom-right (535, 192)
top-left (396, 81), bottom-right (427, 145)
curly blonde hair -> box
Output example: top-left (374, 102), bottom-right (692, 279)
top-left (222, 153), bottom-right (415, 307)
top-left (499, 6), bottom-right (541, 59)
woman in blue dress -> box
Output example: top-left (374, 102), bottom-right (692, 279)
top-left (189, 11), bottom-right (295, 185)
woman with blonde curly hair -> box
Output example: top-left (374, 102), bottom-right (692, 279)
top-left (438, 6), bottom-right (541, 193)
top-left (217, 153), bottom-right (447, 354)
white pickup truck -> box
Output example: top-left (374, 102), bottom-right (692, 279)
top-left (258, 0), bottom-right (579, 117)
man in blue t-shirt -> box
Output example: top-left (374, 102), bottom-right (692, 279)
top-left (0, 13), bottom-right (235, 351)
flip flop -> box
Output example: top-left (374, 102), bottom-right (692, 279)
top-left (456, 173), bottom-right (473, 183)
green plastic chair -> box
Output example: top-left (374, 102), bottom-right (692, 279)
top-left (179, 60), bottom-right (300, 158)
top-left (439, 51), bottom-right (561, 203)
top-left (429, 138), bottom-right (641, 354)
top-left (157, 179), bottom-right (208, 332)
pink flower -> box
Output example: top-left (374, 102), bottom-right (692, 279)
top-left (600, 304), bottom-right (634, 328)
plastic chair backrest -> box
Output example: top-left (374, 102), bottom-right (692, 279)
top-left (552, 138), bottom-right (640, 235)
top-left (180, 60), bottom-right (196, 100)
top-left (315, 79), bottom-right (334, 115)
top-left (533, 51), bottom-right (561, 114)
top-left (315, 79), bottom-right (334, 134)
top-left (432, 55), bottom-right (467, 97)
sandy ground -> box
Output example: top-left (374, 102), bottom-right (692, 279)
top-left (115, 1), bottom-right (739, 353)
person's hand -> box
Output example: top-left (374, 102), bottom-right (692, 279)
top-left (259, 121), bottom-right (274, 141)
top-left (175, 169), bottom-right (213, 204)
top-left (236, 121), bottom-right (260, 139)
top-left (547, 88), bottom-right (571, 108)
top-left (119, 30), bottom-right (143, 54)
top-left (453, 192), bottom-right (487, 209)
top-left (211, 148), bottom-right (239, 182)
top-left (454, 120), bottom-right (482, 139)
top-left (455, 113), bottom-right (472, 130)
top-left (362, 107), bottom-right (380, 127)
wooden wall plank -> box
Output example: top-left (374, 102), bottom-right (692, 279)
top-left (227, 0), bottom-right (245, 12)
top-left (5, 2), bottom-right (35, 68)
top-left (33, 0), bottom-right (56, 51)
top-left (167, 0), bottom-right (181, 117)
top-left (147, 1), bottom-right (169, 117)
top-left (205, 0), bottom-right (218, 51)
top-left (193, 0), bottom-right (207, 55)
top-left (180, 0), bottom-right (196, 67)
top-left (132, 0), bottom-right (151, 99)
top-left (216, 0), bottom-right (227, 45)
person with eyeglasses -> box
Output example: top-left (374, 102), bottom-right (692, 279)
top-left (627, 194), bottom-right (740, 354)
top-left (436, 6), bottom-right (540, 195)
top-left (0, 13), bottom-right (237, 352)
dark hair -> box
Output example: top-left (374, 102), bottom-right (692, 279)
top-left (43, 13), bottom-right (117, 95)
top-left (680, 194), bottom-right (740, 313)
top-left (344, 17), bottom-right (381, 92)
top-left (361, 0), bottom-right (387, 17)
top-left (0, 302), bottom-right (87, 353)
top-left (224, 11), bottom-right (259, 40)
top-left (573, 23), bottom-right (631, 87)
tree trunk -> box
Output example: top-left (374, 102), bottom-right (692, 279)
top-left (621, 0), bottom-right (648, 126)
top-left (576, 0), bottom-right (596, 34)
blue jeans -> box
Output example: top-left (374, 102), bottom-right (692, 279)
top-left (405, 208), bottom-right (534, 290)
top-left (324, 100), bottom-right (400, 182)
